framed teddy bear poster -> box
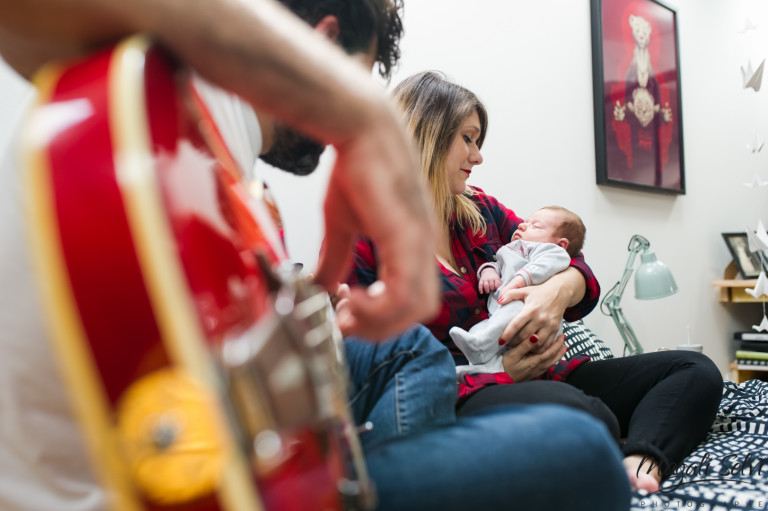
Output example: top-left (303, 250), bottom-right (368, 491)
top-left (591, 0), bottom-right (685, 194)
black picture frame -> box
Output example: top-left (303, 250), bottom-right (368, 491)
top-left (722, 232), bottom-right (763, 279)
top-left (591, 0), bottom-right (685, 194)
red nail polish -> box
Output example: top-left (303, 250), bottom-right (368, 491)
top-left (498, 338), bottom-right (505, 345)
top-left (529, 335), bottom-right (539, 344)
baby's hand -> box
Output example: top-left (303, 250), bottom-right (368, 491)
top-left (478, 267), bottom-right (502, 294)
top-left (498, 275), bottom-right (526, 295)
top-left (508, 275), bottom-right (526, 290)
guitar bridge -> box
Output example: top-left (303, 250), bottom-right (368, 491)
top-left (218, 259), bottom-right (375, 510)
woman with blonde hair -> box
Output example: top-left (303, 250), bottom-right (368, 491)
top-left (347, 70), bottom-right (722, 492)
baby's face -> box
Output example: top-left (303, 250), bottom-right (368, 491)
top-left (511, 209), bottom-right (563, 244)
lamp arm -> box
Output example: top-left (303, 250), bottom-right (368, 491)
top-left (611, 235), bottom-right (649, 301)
top-left (605, 298), bottom-right (645, 356)
top-left (600, 234), bottom-right (650, 356)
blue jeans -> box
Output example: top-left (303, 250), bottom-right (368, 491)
top-left (345, 325), bottom-right (458, 449)
top-left (344, 325), bottom-right (630, 511)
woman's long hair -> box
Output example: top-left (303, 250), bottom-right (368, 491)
top-left (391, 71), bottom-right (488, 234)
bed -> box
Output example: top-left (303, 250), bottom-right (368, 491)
top-left (563, 320), bottom-right (768, 510)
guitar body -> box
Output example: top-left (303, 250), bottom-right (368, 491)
top-left (23, 36), bottom-right (372, 511)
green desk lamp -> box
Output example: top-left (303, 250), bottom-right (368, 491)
top-left (600, 234), bottom-right (678, 356)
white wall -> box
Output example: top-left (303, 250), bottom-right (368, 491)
top-left (3, 1), bottom-right (768, 375)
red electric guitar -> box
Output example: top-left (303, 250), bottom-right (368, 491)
top-left (23, 35), bottom-right (374, 511)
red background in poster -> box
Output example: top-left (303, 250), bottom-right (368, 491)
top-left (599, 0), bottom-right (682, 190)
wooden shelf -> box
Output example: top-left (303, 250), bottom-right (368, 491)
top-left (715, 262), bottom-right (768, 383)
top-left (712, 279), bottom-right (764, 302)
top-left (730, 362), bottom-right (768, 383)
top-left (711, 261), bottom-right (766, 303)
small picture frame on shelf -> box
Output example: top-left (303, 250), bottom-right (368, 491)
top-left (755, 247), bottom-right (768, 274)
top-left (756, 252), bottom-right (768, 275)
top-left (722, 232), bottom-right (763, 279)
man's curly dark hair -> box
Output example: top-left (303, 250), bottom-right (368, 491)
top-left (276, 0), bottom-right (404, 80)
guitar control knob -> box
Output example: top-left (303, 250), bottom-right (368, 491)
top-left (356, 421), bottom-right (374, 435)
top-left (116, 369), bottom-right (224, 504)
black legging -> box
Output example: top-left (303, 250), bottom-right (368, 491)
top-left (457, 350), bottom-right (723, 477)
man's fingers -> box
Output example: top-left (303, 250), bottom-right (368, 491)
top-left (340, 285), bottom-right (420, 340)
top-left (315, 122), bottom-right (436, 341)
top-left (314, 185), bottom-right (358, 291)
top-left (329, 282), bottom-right (352, 312)
top-left (335, 282), bottom-right (351, 301)
top-left (334, 297), bottom-right (355, 337)
top-left (314, 231), bottom-right (354, 292)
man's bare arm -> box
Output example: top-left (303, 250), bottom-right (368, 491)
top-left (0, 0), bottom-right (388, 145)
top-left (0, 0), bottom-right (439, 341)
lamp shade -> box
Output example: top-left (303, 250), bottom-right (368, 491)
top-left (634, 251), bottom-right (678, 300)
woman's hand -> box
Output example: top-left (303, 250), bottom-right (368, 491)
top-left (501, 334), bottom-right (568, 382)
top-left (496, 267), bottom-right (585, 353)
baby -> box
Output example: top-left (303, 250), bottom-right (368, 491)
top-left (449, 206), bottom-right (585, 379)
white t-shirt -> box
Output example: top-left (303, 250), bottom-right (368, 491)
top-left (0, 77), bottom-right (261, 510)
top-left (191, 75), bottom-right (262, 180)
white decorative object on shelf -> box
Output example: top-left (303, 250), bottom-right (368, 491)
top-left (747, 220), bottom-right (768, 252)
top-left (753, 313), bottom-right (768, 332)
top-left (746, 271), bottom-right (768, 299)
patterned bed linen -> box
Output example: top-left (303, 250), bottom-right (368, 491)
top-left (631, 379), bottom-right (768, 511)
top-left (563, 321), bottom-right (768, 510)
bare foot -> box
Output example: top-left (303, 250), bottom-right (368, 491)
top-left (627, 470), bottom-right (660, 493)
top-left (623, 455), bottom-right (661, 492)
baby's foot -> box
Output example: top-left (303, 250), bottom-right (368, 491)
top-left (449, 327), bottom-right (483, 364)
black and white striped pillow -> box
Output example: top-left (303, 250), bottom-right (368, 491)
top-left (562, 320), bottom-right (615, 361)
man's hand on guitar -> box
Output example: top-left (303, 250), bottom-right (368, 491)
top-left (315, 114), bottom-right (440, 341)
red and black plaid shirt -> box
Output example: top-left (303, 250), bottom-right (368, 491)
top-left (346, 188), bottom-right (598, 399)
